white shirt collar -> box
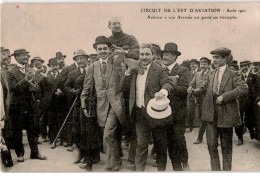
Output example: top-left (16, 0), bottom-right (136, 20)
top-left (218, 64), bottom-right (227, 72)
top-left (80, 67), bottom-right (86, 74)
top-left (16, 62), bottom-right (26, 69)
top-left (99, 58), bottom-right (108, 64)
top-left (167, 62), bottom-right (177, 72)
top-left (143, 63), bottom-right (152, 72)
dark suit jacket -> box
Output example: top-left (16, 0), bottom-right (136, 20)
top-left (168, 64), bottom-right (189, 125)
top-left (1, 68), bottom-right (9, 114)
top-left (7, 65), bottom-right (36, 119)
top-left (126, 62), bottom-right (173, 127)
top-left (195, 66), bottom-right (248, 127)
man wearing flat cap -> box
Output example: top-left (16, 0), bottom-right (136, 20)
top-left (238, 60), bottom-right (258, 143)
top-left (187, 58), bottom-right (200, 132)
top-left (160, 42), bottom-right (190, 171)
top-left (192, 47), bottom-right (248, 171)
top-left (81, 36), bottom-right (127, 171)
top-left (7, 48), bottom-right (47, 162)
top-left (188, 57), bottom-right (213, 145)
top-left (64, 49), bottom-right (89, 152)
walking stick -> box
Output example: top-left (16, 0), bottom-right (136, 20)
top-left (52, 96), bottom-right (78, 145)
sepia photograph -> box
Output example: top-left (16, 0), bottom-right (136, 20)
top-left (0, 0), bottom-right (260, 172)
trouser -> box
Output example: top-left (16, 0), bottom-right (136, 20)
top-left (235, 111), bottom-right (245, 140)
top-left (103, 106), bottom-right (121, 169)
top-left (197, 122), bottom-right (207, 141)
top-left (206, 102), bottom-right (233, 171)
top-left (243, 104), bottom-right (256, 138)
top-left (135, 107), bottom-right (167, 171)
top-left (127, 123), bottom-right (137, 163)
top-left (12, 111), bottom-right (39, 157)
top-left (40, 114), bottom-right (48, 139)
top-left (167, 123), bottom-right (188, 171)
top-left (187, 99), bottom-right (196, 128)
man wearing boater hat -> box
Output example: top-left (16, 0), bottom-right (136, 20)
top-left (124, 43), bottom-right (173, 171)
top-left (64, 49), bottom-right (89, 152)
top-left (192, 47), bottom-right (248, 171)
top-left (7, 48), bottom-right (47, 162)
top-left (81, 36), bottom-right (127, 171)
top-left (188, 57), bottom-right (213, 145)
top-left (238, 60), bottom-right (258, 142)
top-left (161, 42), bottom-right (190, 171)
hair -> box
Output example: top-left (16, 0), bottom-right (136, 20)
top-left (108, 17), bottom-right (121, 26)
top-left (139, 43), bottom-right (155, 55)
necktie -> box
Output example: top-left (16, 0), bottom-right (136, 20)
top-left (83, 68), bottom-right (86, 75)
top-left (53, 73), bottom-right (57, 78)
top-left (213, 69), bottom-right (219, 96)
top-left (244, 74), bottom-right (247, 80)
top-left (102, 62), bottom-right (106, 75)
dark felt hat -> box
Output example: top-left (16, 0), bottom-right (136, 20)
top-left (55, 52), bottom-right (66, 59)
top-left (93, 36), bottom-right (112, 49)
top-left (240, 60), bottom-right (251, 66)
top-left (11, 48), bottom-right (30, 56)
top-left (210, 47), bottom-right (231, 57)
top-left (190, 59), bottom-right (199, 64)
top-left (73, 49), bottom-right (89, 61)
top-left (252, 61), bottom-right (260, 66)
top-left (31, 57), bottom-right (45, 64)
top-left (200, 57), bottom-right (211, 64)
top-left (229, 60), bottom-right (239, 71)
top-left (47, 58), bottom-right (58, 67)
top-left (161, 43), bottom-right (181, 56)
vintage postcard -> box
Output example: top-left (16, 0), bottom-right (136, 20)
top-left (1, 1), bottom-right (260, 172)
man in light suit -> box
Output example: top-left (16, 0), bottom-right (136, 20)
top-left (81, 36), bottom-right (126, 171)
top-left (193, 47), bottom-right (248, 171)
top-left (125, 43), bottom-right (173, 171)
top-left (160, 42), bottom-right (190, 171)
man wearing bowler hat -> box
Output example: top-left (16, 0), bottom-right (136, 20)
top-left (238, 60), bottom-right (258, 142)
top-left (124, 43), bottom-right (173, 171)
top-left (161, 42), bottom-right (190, 171)
top-left (64, 49), bottom-right (89, 152)
top-left (192, 47), bottom-right (248, 171)
top-left (81, 36), bottom-right (126, 171)
top-left (188, 57), bottom-right (213, 145)
top-left (7, 48), bottom-right (47, 162)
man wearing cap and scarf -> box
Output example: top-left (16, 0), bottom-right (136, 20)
top-left (160, 42), bottom-right (190, 171)
top-left (64, 49), bottom-right (89, 152)
top-left (238, 60), bottom-right (258, 142)
top-left (6, 48), bottom-right (47, 162)
top-left (187, 58), bottom-right (200, 132)
top-left (192, 47), bottom-right (248, 171)
top-left (188, 57), bottom-right (213, 145)
top-left (124, 43), bottom-right (173, 171)
top-left (81, 36), bottom-right (127, 171)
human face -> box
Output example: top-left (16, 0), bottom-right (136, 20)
top-left (109, 18), bottom-right (122, 34)
top-left (139, 48), bottom-right (153, 66)
top-left (1, 51), bottom-right (8, 66)
top-left (252, 65), bottom-right (260, 73)
top-left (212, 54), bottom-right (227, 68)
top-left (96, 44), bottom-right (110, 60)
top-left (190, 62), bottom-right (199, 70)
top-left (56, 56), bottom-right (65, 69)
top-left (75, 56), bottom-right (87, 68)
top-left (240, 64), bottom-right (249, 73)
top-left (15, 53), bottom-right (29, 65)
top-left (50, 64), bottom-right (59, 73)
top-left (200, 62), bottom-right (210, 72)
top-left (162, 52), bottom-right (176, 66)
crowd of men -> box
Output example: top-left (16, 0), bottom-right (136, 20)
top-left (1, 17), bottom-right (260, 172)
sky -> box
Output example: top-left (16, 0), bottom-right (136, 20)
top-left (1, 2), bottom-right (260, 65)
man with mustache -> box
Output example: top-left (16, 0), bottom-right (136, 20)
top-left (124, 43), bottom-right (173, 171)
top-left (192, 47), bottom-right (248, 171)
top-left (81, 36), bottom-right (126, 171)
top-left (64, 49), bottom-right (89, 152)
top-left (161, 42), bottom-right (190, 171)
top-left (7, 48), bottom-right (47, 162)
top-left (237, 60), bottom-right (258, 142)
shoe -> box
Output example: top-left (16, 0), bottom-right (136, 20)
top-left (182, 162), bottom-right (190, 171)
top-left (42, 138), bottom-right (47, 143)
top-left (92, 157), bottom-right (100, 164)
top-left (38, 141), bottom-right (42, 144)
top-left (112, 165), bottom-right (120, 171)
top-left (85, 163), bottom-right (92, 171)
top-left (51, 144), bottom-right (56, 149)
top-left (126, 162), bottom-right (136, 171)
top-left (30, 153), bottom-right (47, 160)
top-left (17, 156), bottom-right (24, 162)
top-left (63, 142), bottom-right (68, 147)
top-left (193, 140), bottom-right (202, 144)
top-left (186, 128), bottom-right (192, 133)
top-left (237, 139), bottom-right (244, 146)
top-left (67, 146), bottom-right (73, 152)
